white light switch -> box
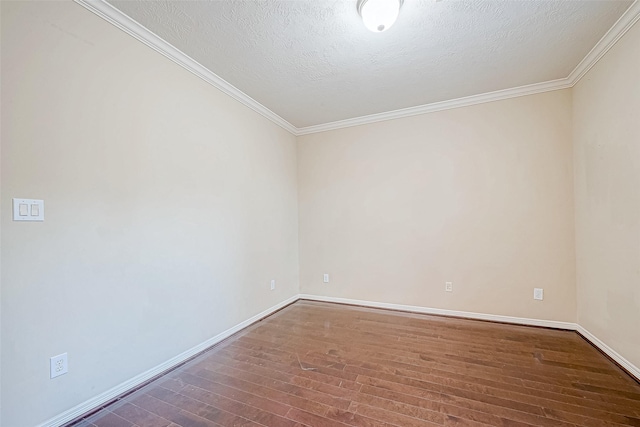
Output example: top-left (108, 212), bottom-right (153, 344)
top-left (13, 198), bottom-right (44, 221)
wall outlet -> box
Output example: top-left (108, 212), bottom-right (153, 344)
top-left (270, 279), bottom-right (275, 291)
top-left (323, 274), bottom-right (329, 283)
top-left (445, 281), bottom-right (453, 292)
top-left (50, 353), bottom-right (68, 378)
top-left (533, 288), bottom-right (544, 300)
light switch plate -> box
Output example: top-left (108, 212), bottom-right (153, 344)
top-left (13, 198), bottom-right (44, 221)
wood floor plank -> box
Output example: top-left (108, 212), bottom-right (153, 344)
top-left (111, 401), bottom-right (173, 427)
top-left (70, 301), bottom-right (640, 427)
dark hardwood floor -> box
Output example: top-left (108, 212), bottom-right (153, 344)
top-left (75, 300), bottom-right (640, 427)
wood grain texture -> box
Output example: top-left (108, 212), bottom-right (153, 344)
top-left (76, 301), bottom-right (640, 426)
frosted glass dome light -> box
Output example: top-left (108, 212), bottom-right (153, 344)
top-left (357, 0), bottom-right (404, 33)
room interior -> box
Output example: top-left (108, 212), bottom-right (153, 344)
top-left (1, 0), bottom-right (639, 426)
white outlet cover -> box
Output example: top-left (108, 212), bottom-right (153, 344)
top-left (534, 288), bottom-right (544, 300)
top-left (50, 353), bottom-right (68, 378)
top-left (323, 274), bottom-right (329, 283)
top-left (13, 198), bottom-right (44, 221)
top-left (270, 279), bottom-right (275, 290)
top-left (445, 282), bottom-right (453, 292)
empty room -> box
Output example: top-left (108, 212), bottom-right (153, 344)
top-left (1, 0), bottom-right (639, 426)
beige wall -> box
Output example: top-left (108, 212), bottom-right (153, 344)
top-left (573, 21), bottom-right (640, 369)
top-left (298, 90), bottom-right (576, 322)
top-left (1, 2), bottom-right (299, 426)
top-left (2, 0), bottom-right (639, 425)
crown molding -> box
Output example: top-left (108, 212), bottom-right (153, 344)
top-left (74, 0), bottom-right (298, 135)
top-left (567, 0), bottom-right (640, 85)
top-left (296, 77), bottom-right (572, 135)
top-left (296, 0), bottom-right (640, 135)
top-left (75, 0), bottom-right (639, 137)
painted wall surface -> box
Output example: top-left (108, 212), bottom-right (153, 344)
top-left (573, 21), bottom-right (640, 369)
top-left (298, 90), bottom-right (576, 322)
top-left (0, 2), bottom-right (299, 426)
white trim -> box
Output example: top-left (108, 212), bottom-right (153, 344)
top-left (73, 0), bottom-right (298, 135)
top-left (576, 325), bottom-right (640, 382)
top-left (300, 294), bottom-right (640, 382)
top-left (298, 294), bottom-right (577, 330)
top-left (567, 0), bottom-right (640, 84)
top-left (36, 295), bottom-right (299, 427)
top-left (74, 0), bottom-right (640, 136)
top-left (297, 0), bottom-right (640, 135)
top-left (295, 78), bottom-right (572, 135)
top-left (37, 295), bottom-right (640, 425)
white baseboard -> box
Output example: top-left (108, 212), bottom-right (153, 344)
top-left (577, 325), bottom-right (640, 381)
top-left (300, 294), bottom-right (640, 383)
top-left (299, 294), bottom-right (578, 330)
top-left (37, 295), bottom-right (299, 427)
top-left (39, 293), bottom-right (639, 426)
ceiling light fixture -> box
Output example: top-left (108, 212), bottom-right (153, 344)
top-left (357, 0), bottom-right (404, 33)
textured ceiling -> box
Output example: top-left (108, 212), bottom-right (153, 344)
top-left (107, 0), bottom-right (632, 128)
